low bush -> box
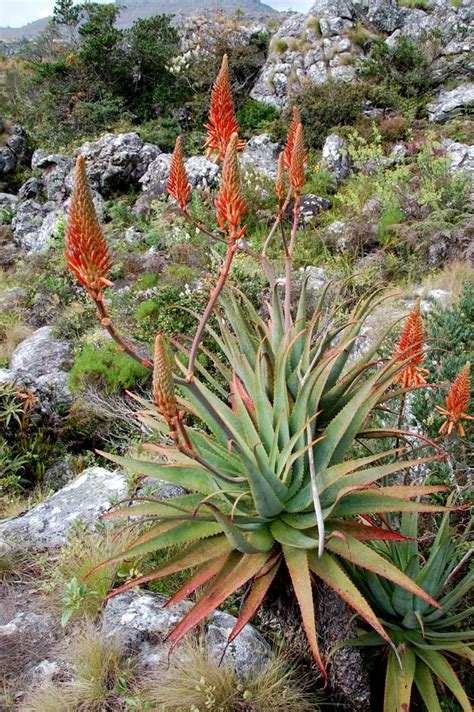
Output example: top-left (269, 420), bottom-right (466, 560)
top-left (291, 80), bottom-right (367, 149)
top-left (69, 341), bottom-right (150, 395)
top-left (236, 99), bottom-right (280, 137)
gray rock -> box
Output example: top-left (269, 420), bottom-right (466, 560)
top-left (184, 156), bottom-right (220, 191)
top-left (139, 153), bottom-right (220, 201)
top-left (124, 226), bottom-right (145, 246)
top-left (322, 133), bottom-right (351, 184)
top-left (0, 368), bottom-right (18, 385)
top-left (287, 193), bottom-right (332, 225)
top-left (241, 134), bottom-right (281, 179)
top-left (76, 132), bottom-right (161, 196)
top-left (11, 199), bottom-right (56, 253)
top-left (6, 124), bottom-right (31, 165)
top-left (0, 146), bottom-right (17, 175)
top-left (351, 0), bottom-right (400, 33)
top-left (428, 83), bottom-right (474, 123)
top-left (43, 460), bottom-right (75, 490)
top-left (33, 153), bottom-right (74, 202)
top-left (10, 326), bottom-right (70, 378)
top-left (18, 177), bottom-right (42, 200)
top-left (35, 209), bottom-right (65, 253)
top-left (139, 153), bottom-right (172, 197)
top-left (206, 610), bottom-right (270, 678)
top-left (103, 591), bottom-right (270, 678)
top-left (0, 467), bottom-right (128, 548)
top-left (0, 192), bottom-right (18, 209)
top-left (442, 138), bottom-right (474, 189)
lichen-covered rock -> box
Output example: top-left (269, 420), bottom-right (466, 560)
top-left (442, 138), bottom-right (474, 199)
top-left (10, 326), bottom-right (70, 378)
top-left (287, 194), bottom-right (332, 225)
top-left (322, 133), bottom-right (351, 184)
top-left (206, 610), bottom-right (270, 678)
top-left (241, 134), bottom-right (281, 178)
top-left (0, 146), bottom-right (17, 175)
top-left (32, 153), bottom-right (74, 203)
top-left (6, 124), bottom-right (32, 165)
top-left (252, 1), bottom-right (474, 109)
top-left (0, 192), bottom-right (18, 209)
top-left (103, 591), bottom-right (270, 677)
top-left (0, 467), bottom-right (128, 549)
top-left (11, 199), bottom-right (56, 253)
top-left (139, 153), bottom-right (220, 201)
top-left (427, 83), bottom-right (474, 123)
top-left (76, 132), bottom-right (161, 196)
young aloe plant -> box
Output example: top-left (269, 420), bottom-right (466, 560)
top-left (66, 56), bottom-right (457, 681)
top-left (344, 509), bottom-right (473, 712)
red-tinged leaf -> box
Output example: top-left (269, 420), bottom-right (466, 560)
top-left (164, 553), bottom-right (231, 607)
top-left (328, 520), bottom-right (413, 542)
top-left (165, 551), bottom-right (270, 652)
top-left (330, 491), bottom-right (450, 518)
top-left (309, 551), bottom-right (393, 649)
top-left (283, 546), bottom-right (327, 681)
top-left (104, 535), bottom-right (233, 599)
top-left (416, 648), bottom-right (472, 712)
top-left (378, 485), bottom-right (449, 499)
top-left (325, 534), bottom-right (441, 609)
top-left (228, 557), bottom-right (281, 643)
top-left (86, 521), bottom-right (178, 579)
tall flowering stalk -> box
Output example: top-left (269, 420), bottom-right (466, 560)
top-left (168, 136), bottom-right (191, 211)
top-left (393, 301), bottom-right (429, 390)
top-left (204, 54), bottom-right (244, 163)
top-left (65, 156), bottom-right (152, 369)
top-left (436, 363), bottom-right (473, 437)
top-left (186, 133), bottom-right (246, 378)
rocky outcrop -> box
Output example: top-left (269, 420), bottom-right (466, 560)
top-left (251, 0), bottom-right (474, 109)
top-left (103, 590), bottom-right (270, 677)
top-left (428, 83), bottom-right (474, 123)
top-left (0, 467), bottom-right (128, 549)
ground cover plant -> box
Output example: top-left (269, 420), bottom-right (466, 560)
top-left (59, 53), bottom-right (473, 705)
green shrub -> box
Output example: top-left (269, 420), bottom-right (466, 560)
top-left (69, 341), bottom-right (150, 394)
top-left (346, 21), bottom-right (379, 50)
top-left (292, 80), bottom-right (367, 149)
top-left (236, 99), bottom-right (279, 137)
top-left (272, 39), bottom-right (289, 53)
top-left (399, 0), bottom-right (432, 8)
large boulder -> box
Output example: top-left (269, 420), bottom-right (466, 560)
top-left (10, 326), bottom-right (70, 378)
top-left (0, 467), bottom-right (128, 549)
top-left (428, 83), bottom-right (474, 123)
top-left (0, 124), bottom-right (31, 175)
top-left (0, 146), bottom-right (17, 175)
top-left (76, 132), bottom-right (161, 196)
top-left (442, 138), bottom-right (474, 199)
top-left (241, 134), bottom-right (281, 179)
top-left (5, 326), bottom-right (73, 414)
top-left (322, 133), bottom-right (351, 185)
top-left (103, 590), bottom-right (270, 677)
top-left (11, 199), bottom-right (57, 253)
top-left (31, 152), bottom-right (74, 203)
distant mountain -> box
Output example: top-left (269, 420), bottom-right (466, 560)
top-left (0, 0), bottom-right (277, 42)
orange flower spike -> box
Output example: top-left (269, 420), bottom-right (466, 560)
top-left (289, 122), bottom-right (306, 195)
top-left (168, 136), bottom-right (191, 210)
top-left (204, 54), bottom-right (244, 163)
top-left (436, 362), bottom-right (473, 437)
top-left (214, 132), bottom-right (247, 238)
top-left (284, 106), bottom-right (301, 169)
top-left (275, 150), bottom-right (286, 205)
top-left (393, 301), bottom-right (429, 389)
top-left (65, 155), bottom-right (112, 298)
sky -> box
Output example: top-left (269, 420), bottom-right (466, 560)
top-left (0, 0), bottom-right (314, 28)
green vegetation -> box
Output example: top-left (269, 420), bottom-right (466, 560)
top-left (349, 510), bottom-right (472, 712)
top-left (69, 341), bottom-right (150, 395)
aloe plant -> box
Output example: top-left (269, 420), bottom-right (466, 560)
top-left (345, 509), bottom-right (473, 711)
top-left (65, 56), bottom-right (461, 681)
top-left (92, 281), bottom-right (454, 680)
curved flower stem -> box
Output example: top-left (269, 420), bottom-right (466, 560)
top-left (93, 295), bottom-right (153, 370)
top-left (186, 237), bottom-right (238, 380)
top-left (262, 186), bottom-right (293, 257)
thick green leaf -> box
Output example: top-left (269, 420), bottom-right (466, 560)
top-left (416, 648), bottom-right (471, 712)
top-left (283, 546), bottom-right (327, 679)
top-left (229, 557), bottom-right (281, 642)
top-left (271, 520), bottom-right (319, 549)
top-left (414, 659), bottom-right (442, 712)
top-left (384, 646), bottom-right (416, 712)
top-left (309, 551), bottom-right (392, 648)
top-left (325, 535), bottom-right (440, 610)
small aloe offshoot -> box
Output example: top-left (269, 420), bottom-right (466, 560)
top-left (65, 57), bottom-right (459, 682)
top-left (344, 509), bottom-right (473, 712)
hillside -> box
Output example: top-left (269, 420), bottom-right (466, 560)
top-left (0, 0), bottom-right (277, 42)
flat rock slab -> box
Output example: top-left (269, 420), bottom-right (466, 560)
top-left (0, 467), bottom-right (127, 549)
top-left (10, 326), bottom-right (71, 378)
